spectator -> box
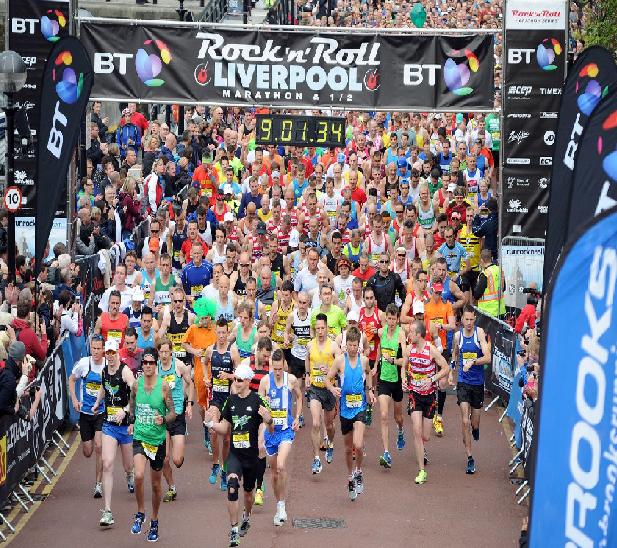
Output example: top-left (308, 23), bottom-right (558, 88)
top-left (11, 301), bottom-right (49, 362)
top-left (116, 108), bottom-right (141, 159)
top-left (472, 197), bottom-right (498, 260)
top-left (0, 341), bottom-right (30, 416)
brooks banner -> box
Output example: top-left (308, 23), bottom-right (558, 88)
top-left (35, 37), bottom-right (93, 272)
top-left (543, 47), bottom-right (617, 290)
top-left (7, 0), bottom-right (69, 215)
top-left (79, 21), bottom-right (495, 110)
top-left (530, 206), bottom-right (617, 546)
top-left (501, 0), bottom-right (567, 239)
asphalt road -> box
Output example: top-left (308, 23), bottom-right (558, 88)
top-left (11, 395), bottom-right (525, 548)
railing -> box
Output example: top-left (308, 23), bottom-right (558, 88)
top-left (265, 0), bottom-right (296, 25)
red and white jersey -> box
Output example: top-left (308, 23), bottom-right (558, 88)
top-left (337, 227), bottom-right (351, 245)
top-left (366, 232), bottom-right (389, 264)
top-left (358, 306), bottom-right (381, 361)
top-left (227, 225), bottom-right (240, 243)
top-left (282, 207), bottom-right (299, 228)
top-left (407, 341), bottom-right (436, 395)
top-left (247, 235), bottom-right (264, 261)
top-left (391, 259), bottom-right (412, 285)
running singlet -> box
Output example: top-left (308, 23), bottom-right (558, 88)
top-left (233, 274), bottom-right (248, 297)
top-left (158, 358), bottom-right (184, 414)
top-left (154, 274), bottom-right (175, 307)
top-left (271, 301), bottom-right (294, 349)
top-left (215, 296), bottom-right (235, 322)
top-left (366, 233), bottom-right (388, 264)
top-left (340, 353), bottom-right (366, 419)
top-left (210, 344), bottom-right (234, 397)
top-left (249, 354), bottom-right (270, 393)
top-left (417, 202), bottom-right (435, 230)
top-left (359, 307), bottom-right (381, 361)
top-left (100, 313), bottom-right (129, 347)
top-left (133, 375), bottom-right (167, 447)
top-left (379, 325), bottom-right (401, 383)
top-left (181, 262), bottom-right (213, 298)
top-left (308, 339), bottom-right (334, 389)
top-left (266, 372), bottom-right (293, 431)
top-left (168, 310), bottom-right (190, 359)
top-left (140, 269), bottom-right (155, 302)
top-left (236, 325), bottom-right (256, 359)
top-left (103, 363), bottom-right (131, 425)
top-left (457, 327), bottom-right (484, 386)
top-left (291, 311), bottom-right (311, 361)
top-left (81, 359), bottom-right (103, 415)
top-left (407, 342), bottom-right (436, 396)
top-left (222, 392), bottom-right (267, 458)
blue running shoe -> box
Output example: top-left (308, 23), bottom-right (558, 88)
top-left (221, 470), bottom-right (228, 491)
top-left (131, 512), bottom-right (145, 535)
top-left (397, 429), bottom-right (406, 451)
top-left (298, 415), bottom-right (305, 428)
top-left (326, 444), bottom-right (334, 464)
top-left (311, 457), bottom-right (322, 474)
top-left (379, 451), bottom-right (392, 469)
top-left (209, 464), bottom-right (220, 485)
top-left (147, 520), bottom-right (159, 542)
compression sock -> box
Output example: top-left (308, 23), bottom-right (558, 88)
top-left (256, 457), bottom-right (267, 490)
top-left (437, 390), bottom-right (447, 416)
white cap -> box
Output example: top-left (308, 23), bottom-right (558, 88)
top-left (234, 363), bottom-right (255, 381)
top-left (105, 339), bottom-right (119, 352)
top-left (224, 212), bottom-right (235, 222)
top-left (412, 300), bottom-right (425, 315)
top-left (272, 170), bottom-right (280, 178)
top-left (348, 310), bottom-right (360, 323)
top-left (223, 184), bottom-right (233, 194)
top-left (132, 288), bottom-right (145, 302)
top-left (447, 183), bottom-right (457, 193)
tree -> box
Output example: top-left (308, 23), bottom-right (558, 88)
top-left (582, 0), bottom-right (617, 55)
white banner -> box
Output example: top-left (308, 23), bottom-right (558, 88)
top-left (505, 0), bottom-right (567, 30)
top-left (502, 242), bottom-right (544, 309)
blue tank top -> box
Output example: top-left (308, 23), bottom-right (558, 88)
top-left (215, 296), bottom-right (235, 322)
top-left (266, 372), bottom-right (293, 431)
top-left (458, 327), bottom-right (484, 386)
top-left (81, 358), bottom-right (103, 415)
top-left (293, 179), bottom-right (309, 204)
top-left (441, 277), bottom-right (456, 304)
top-left (210, 343), bottom-right (234, 397)
top-left (158, 357), bottom-right (185, 414)
top-left (340, 353), bottom-right (366, 419)
top-left (477, 190), bottom-right (493, 209)
top-left (137, 328), bottom-right (155, 350)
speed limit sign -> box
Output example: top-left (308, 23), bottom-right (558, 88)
top-left (4, 186), bottom-right (23, 213)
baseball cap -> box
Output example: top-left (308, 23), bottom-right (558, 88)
top-left (256, 221), bottom-right (267, 235)
top-left (132, 288), bottom-right (145, 302)
top-left (337, 152), bottom-right (346, 163)
top-left (224, 212), bottom-right (235, 222)
top-left (447, 183), bottom-right (457, 193)
top-left (432, 282), bottom-right (444, 293)
top-left (223, 184), bottom-right (233, 195)
top-left (412, 301), bottom-right (425, 315)
top-left (234, 363), bottom-right (255, 381)
top-left (105, 339), bottom-right (119, 353)
top-left (338, 257), bottom-right (351, 269)
top-left (397, 158), bottom-right (408, 168)
top-left (348, 310), bottom-right (360, 323)
top-left (8, 341), bottom-right (26, 361)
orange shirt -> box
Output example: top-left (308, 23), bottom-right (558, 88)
top-left (423, 299), bottom-right (453, 348)
top-left (182, 324), bottom-right (216, 407)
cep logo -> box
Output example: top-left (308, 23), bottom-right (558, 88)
top-left (539, 157), bottom-right (553, 166)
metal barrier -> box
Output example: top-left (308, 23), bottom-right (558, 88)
top-left (501, 236), bottom-right (545, 310)
top-left (266, 0), bottom-right (296, 25)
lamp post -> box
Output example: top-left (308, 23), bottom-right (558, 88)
top-left (0, 51), bottom-right (27, 282)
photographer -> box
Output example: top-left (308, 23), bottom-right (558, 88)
top-left (0, 341), bottom-right (31, 417)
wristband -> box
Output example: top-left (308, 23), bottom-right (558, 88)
top-left (188, 400), bottom-right (194, 406)
top-left (127, 414), bottom-right (136, 425)
top-left (204, 419), bottom-right (214, 429)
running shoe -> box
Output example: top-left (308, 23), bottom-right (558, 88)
top-left (311, 457), bottom-right (322, 474)
top-left (229, 527), bottom-right (240, 547)
top-left (99, 509), bottom-right (114, 527)
top-left (424, 448), bottom-right (430, 466)
top-left (147, 520), bottom-right (159, 543)
top-left (298, 415), bottom-right (305, 428)
top-left (379, 451), bottom-right (392, 469)
top-left (348, 479), bottom-right (357, 501)
top-left (354, 471), bottom-right (364, 495)
top-left (397, 429), bottom-right (406, 451)
top-left (254, 488), bottom-right (264, 506)
top-left (414, 469), bottom-right (428, 485)
top-left (204, 427), bottom-right (213, 455)
top-left (221, 470), bottom-right (228, 491)
top-left (433, 415), bottom-right (444, 437)
top-left (163, 486), bottom-right (177, 502)
top-left (365, 405), bottom-right (373, 426)
top-left (239, 513), bottom-right (251, 537)
top-left (93, 482), bottom-right (103, 499)
top-left (209, 464), bottom-right (221, 485)
top-left (278, 502), bottom-right (287, 523)
top-left (126, 471), bottom-right (135, 493)
top-left (273, 502), bottom-right (286, 527)
top-left (466, 457), bottom-right (476, 475)
top-left (131, 512), bottom-right (145, 535)
top-left (472, 427), bottom-right (480, 441)
top-left (326, 443), bottom-right (334, 464)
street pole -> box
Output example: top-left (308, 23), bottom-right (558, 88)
top-left (5, 93), bottom-right (16, 282)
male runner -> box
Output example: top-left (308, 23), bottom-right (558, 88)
top-left (69, 334), bottom-right (105, 497)
top-left (94, 339), bottom-right (136, 527)
top-left (450, 305), bottom-right (491, 474)
top-left (204, 364), bottom-right (273, 547)
top-left (203, 319), bottom-right (240, 490)
top-left (129, 347), bottom-right (176, 542)
top-left (376, 304), bottom-right (408, 468)
top-left (157, 338), bottom-right (194, 502)
top-left (406, 320), bottom-right (449, 484)
top-left (306, 314), bottom-right (340, 472)
top-left (258, 349), bottom-right (302, 525)
top-left (325, 327), bottom-right (374, 500)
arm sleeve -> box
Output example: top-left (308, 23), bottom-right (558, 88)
top-left (472, 216), bottom-right (486, 237)
top-left (473, 272), bottom-right (488, 301)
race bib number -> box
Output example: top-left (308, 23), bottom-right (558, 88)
top-left (107, 330), bottom-right (122, 341)
top-left (191, 285), bottom-right (204, 296)
top-left (212, 377), bottom-right (230, 392)
top-left (271, 410), bottom-right (287, 426)
top-left (311, 367), bottom-right (325, 387)
top-left (163, 374), bottom-right (176, 390)
top-left (107, 406), bottom-right (122, 419)
top-left (142, 442), bottom-right (159, 460)
top-left (233, 432), bottom-right (250, 449)
top-left (462, 352), bottom-right (478, 360)
top-left (85, 381), bottom-right (101, 397)
top-left (345, 393), bottom-right (363, 408)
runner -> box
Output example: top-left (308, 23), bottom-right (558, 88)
top-left (93, 339), bottom-right (136, 527)
top-left (376, 304), bottom-right (408, 468)
top-left (158, 287), bottom-right (195, 360)
top-left (203, 363), bottom-right (273, 547)
top-left (95, 290), bottom-right (129, 348)
top-left (450, 305), bottom-right (491, 474)
top-left (325, 327), bottom-right (374, 500)
top-left (69, 334), bottom-right (105, 498)
top-left (129, 347), bottom-right (177, 542)
top-left (232, 302), bottom-right (257, 360)
top-left (406, 320), bottom-right (449, 484)
top-left (306, 313), bottom-right (340, 473)
top-left (203, 319), bottom-right (241, 490)
top-left (258, 349), bottom-right (302, 526)
top-left (157, 338), bottom-right (195, 502)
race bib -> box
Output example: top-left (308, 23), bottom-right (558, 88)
top-left (85, 381), bottom-right (101, 397)
top-left (311, 367), bottom-right (325, 388)
top-left (163, 374), bottom-right (176, 390)
top-left (212, 377), bottom-right (230, 392)
top-left (107, 330), bottom-right (122, 341)
top-left (271, 410), bottom-right (287, 426)
top-left (462, 352), bottom-right (478, 360)
top-left (232, 432), bottom-right (250, 449)
top-left (191, 285), bottom-right (204, 296)
top-left (107, 406), bottom-right (122, 419)
top-left (431, 318), bottom-right (443, 327)
top-left (142, 442), bottom-right (159, 460)
top-left (345, 393), bottom-right (363, 408)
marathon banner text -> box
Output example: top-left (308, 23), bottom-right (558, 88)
top-left (79, 22), bottom-right (495, 110)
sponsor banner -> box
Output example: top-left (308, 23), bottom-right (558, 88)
top-left (35, 37), bottom-right (93, 273)
top-left (502, 0), bottom-right (567, 240)
top-left (529, 206), bottom-right (617, 547)
top-left (79, 22), bottom-right (495, 110)
top-left (544, 47), bottom-right (617, 290)
top-left (520, 399), bottom-right (535, 479)
top-left (15, 217), bottom-right (66, 260)
top-left (502, 242), bottom-right (545, 308)
top-left (7, 0), bottom-right (69, 215)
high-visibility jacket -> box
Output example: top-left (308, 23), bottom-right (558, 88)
top-left (477, 264), bottom-right (505, 317)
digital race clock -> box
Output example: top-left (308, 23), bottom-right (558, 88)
top-left (255, 114), bottom-right (345, 148)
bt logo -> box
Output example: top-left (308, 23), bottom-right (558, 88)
top-left (41, 10), bottom-right (67, 42)
top-left (443, 49), bottom-right (480, 96)
top-left (598, 110), bottom-right (617, 182)
top-left (536, 38), bottom-right (562, 71)
top-left (52, 50), bottom-right (83, 104)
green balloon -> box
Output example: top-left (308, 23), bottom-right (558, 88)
top-left (410, 3), bottom-right (427, 28)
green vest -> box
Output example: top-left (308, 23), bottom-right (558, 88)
top-left (380, 325), bottom-right (400, 383)
top-left (477, 264), bottom-right (505, 318)
top-left (134, 375), bottom-right (168, 446)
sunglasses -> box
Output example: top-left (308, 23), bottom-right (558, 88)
top-left (150, 229), bottom-right (159, 234)
top-left (397, 253), bottom-right (406, 258)
top-left (379, 259), bottom-right (389, 264)
top-left (142, 359), bottom-right (156, 365)
top-left (240, 263), bottom-right (250, 267)
top-left (174, 299), bottom-right (184, 303)
top-left (233, 377), bottom-right (247, 383)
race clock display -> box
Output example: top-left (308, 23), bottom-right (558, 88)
top-left (255, 114), bottom-right (345, 148)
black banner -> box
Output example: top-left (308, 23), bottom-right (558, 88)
top-left (79, 21), bottom-right (495, 110)
top-left (35, 37), bottom-right (93, 272)
top-left (7, 0), bottom-right (69, 216)
top-left (501, 1), bottom-right (567, 239)
top-left (543, 47), bottom-right (617, 290)
top-left (520, 399), bottom-right (534, 480)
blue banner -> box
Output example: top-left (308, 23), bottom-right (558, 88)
top-left (530, 207), bottom-right (617, 546)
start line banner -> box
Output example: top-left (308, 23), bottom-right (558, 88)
top-left (79, 21), bottom-right (495, 110)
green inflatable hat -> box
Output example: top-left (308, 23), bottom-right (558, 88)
top-left (194, 297), bottom-right (216, 319)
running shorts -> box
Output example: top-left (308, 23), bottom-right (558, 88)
top-left (133, 439), bottom-right (166, 471)
top-left (287, 354), bottom-right (306, 380)
top-left (264, 428), bottom-right (295, 457)
top-left (102, 422), bottom-right (132, 445)
top-left (307, 386), bottom-right (336, 412)
top-left (340, 411), bottom-right (366, 436)
top-left (226, 451), bottom-right (259, 492)
top-left (79, 412), bottom-right (103, 442)
top-left (409, 391), bottom-right (437, 420)
top-left (167, 412), bottom-right (187, 436)
top-left (377, 380), bottom-right (403, 402)
top-left (456, 382), bottom-right (484, 410)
